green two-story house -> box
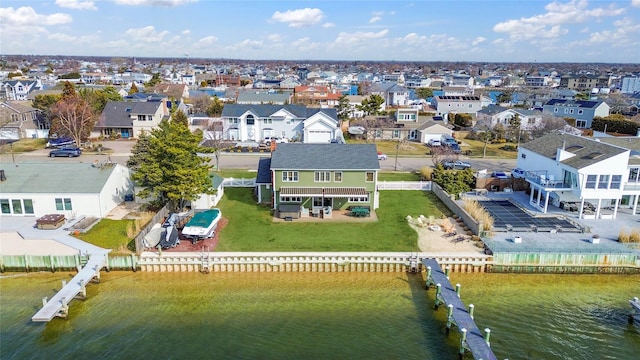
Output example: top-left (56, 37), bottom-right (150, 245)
top-left (256, 143), bottom-right (380, 218)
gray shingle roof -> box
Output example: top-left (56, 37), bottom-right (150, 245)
top-left (221, 104), bottom-right (337, 120)
top-left (0, 163), bottom-right (122, 194)
top-left (521, 132), bottom-right (628, 169)
top-left (256, 157), bottom-right (272, 183)
top-left (270, 143), bottom-right (380, 170)
top-left (97, 101), bottom-right (162, 128)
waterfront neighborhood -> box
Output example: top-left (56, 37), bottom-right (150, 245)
top-left (2, 0), bottom-right (640, 359)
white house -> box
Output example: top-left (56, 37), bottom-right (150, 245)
top-left (221, 104), bottom-right (339, 143)
top-left (0, 163), bottom-right (133, 218)
top-left (516, 132), bottom-right (638, 219)
top-left (476, 105), bottom-right (543, 130)
top-left (432, 96), bottom-right (483, 117)
top-left (1, 80), bottom-right (44, 101)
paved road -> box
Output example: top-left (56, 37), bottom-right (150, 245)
top-left (1, 140), bottom-right (517, 172)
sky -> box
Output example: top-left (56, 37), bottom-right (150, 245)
top-left (1, 0), bottom-right (639, 63)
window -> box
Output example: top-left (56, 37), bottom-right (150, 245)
top-left (263, 118), bottom-right (273, 124)
top-left (629, 167), bottom-right (639, 182)
top-left (12, 200), bottom-right (23, 214)
top-left (334, 171), bottom-right (342, 182)
top-left (349, 195), bottom-right (369, 203)
top-left (578, 110), bottom-right (583, 115)
top-left (315, 171), bottom-right (331, 182)
top-left (1, 199), bottom-right (10, 214)
top-left (576, 120), bottom-right (587, 128)
top-left (585, 175), bottom-right (597, 189)
top-left (282, 171), bottom-right (298, 182)
top-left (137, 115), bottom-right (146, 121)
top-left (521, 153), bottom-right (526, 159)
top-left (554, 107), bottom-right (558, 113)
top-left (610, 175), bottom-right (622, 189)
top-left (228, 117), bottom-right (239, 124)
top-left (55, 198), bottom-right (72, 210)
top-left (392, 130), bottom-right (400, 138)
top-left (280, 196), bottom-right (302, 203)
top-left (365, 172), bottom-right (374, 182)
top-left (598, 175), bottom-right (610, 189)
top-left (246, 115), bottom-right (255, 125)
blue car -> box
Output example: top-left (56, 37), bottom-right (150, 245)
top-left (49, 147), bottom-right (82, 157)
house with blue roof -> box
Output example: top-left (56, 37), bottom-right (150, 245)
top-left (221, 104), bottom-right (339, 143)
top-left (542, 99), bottom-right (609, 128)
top-left (255, 143), bottom-right (380, 217)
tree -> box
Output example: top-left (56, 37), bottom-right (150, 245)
top-left (32, 93), bottom-right (62, 128)
top-left (172, 109), bottom-right (189, 127)
top-left (145, 72), bottom-right (162, 87)
top-left (335, 94), bottom-right (350, 122)
top-left (357, 94), bottom-right (384, 116)
top-left (130, 118), bottom-right (213, 211)
top-left (206, 96), bottom-right (224, 117)
top-left (191, 94), bottom-right (212, 114)
top-left (415, 88), bottom-right (434, 99)
top-left (78, 86), bottom-right (123, 114)
top-left (50, 82), bottom-right (96, 146)
top-left (507, 114), bottom-right (521, 143)
top-left (497, 90), bottom-right (512, 104)
top-left (129, 83), bottom-right (139, 95)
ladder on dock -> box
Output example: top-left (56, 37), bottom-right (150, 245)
top-left (423, 258), bottom-right (497, 360)
top-left (32, 254), bottom-right (106, 322)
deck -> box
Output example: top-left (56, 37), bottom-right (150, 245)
top-left (423, 258), bottom-right (497, 360)
top-left (32, 254), bottom-right (106, 322)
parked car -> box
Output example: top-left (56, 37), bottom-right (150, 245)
top-left (441, 136), bottom-right (457, 147)
top-left (442, 160), bottom-right (471, 170)
top-left (49, 146), bottom-right (82, 157)
top-left (427, 139), bottom-right (441, 147)
top-left (264, 137), bottom-right (288, 145)
top-left (377, 152), bottom-right (387, 160)
top-left (512, 168), bottom-right (526, 178)
top-left (448, 143), bottom-right (462, 153)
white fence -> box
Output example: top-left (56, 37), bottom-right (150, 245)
top-left (378, 181), bottom-right (431, 191)
top-left (222, 177), bottom-right (256, 187)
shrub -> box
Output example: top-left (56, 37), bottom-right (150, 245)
top-left (619, 228), bottom-right (640, 243)
top-left (419, 166), bottom-right (433, 180)
top-left (462, 199), bottom-right (494, 233)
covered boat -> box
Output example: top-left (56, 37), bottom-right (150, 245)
top-left (158, 225), bottom-right (180, 249)
top-left (182, 209), bottom-right (221, 243)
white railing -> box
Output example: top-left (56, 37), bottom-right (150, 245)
top-left (222, 177), bottom-right (256, 187)
top-left (378, 181), bottom-right (431, 191)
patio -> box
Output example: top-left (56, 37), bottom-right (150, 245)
top-left (273, 208), bottom-right (378, 223)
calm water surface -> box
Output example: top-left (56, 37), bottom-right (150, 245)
top-left (1, 271), bottom-right (639, 360)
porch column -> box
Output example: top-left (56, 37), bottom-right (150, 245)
top-left (579, 199), bottom-right (585, 219)
top-left (613, 198), bottom-right (619, 219)
top-left (543, 191), bottom-right (550, 213)
top-left (529, 186), bottom-right (535, 205)
top-left (596, 198), bottom-right (602, 219)
top-left (633, 195), bottom-right (639, 215)
top-left (536, 188), bottom-right (542, 208)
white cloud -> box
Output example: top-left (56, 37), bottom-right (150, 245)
top-left (588, 17), bottom-right (640, 45)
top-left (369, 16), bottom-right (382, 24)
top-left (267, 34), bottom-right (284, 42)
top-left (182, 29), bottom-right (191, 35)
top-left (48, 33), bottom-right (76, 42)
top-left (125, 26), bottom-right (169, 43)
top-left (472, 36), bottom-right (487, 45)
top-left (335, 29), bottom-right (389, 46)
top-left (0, 6), bottom-right (72, 26)
top-left (197, 35), bottom-right (218, 46)
top-left (113, 0), bottom-right (197, 6)
top-left (633, 0), bottom-right (640, 7)
top-left (322, 22), bottom-right (335, 28)
top-left (291, 37), bottom-right (319, 51)
top-left (55, 0), bottom-right (97, 10)
top-left (271, 8), bottom-right (323, 28)
top-left (493, 0), bottom-right (625, 40)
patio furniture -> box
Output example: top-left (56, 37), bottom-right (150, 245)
top-left (350, 207), bottom-right (370, 217)
top-left (36, 214), bottom-right (66, 230)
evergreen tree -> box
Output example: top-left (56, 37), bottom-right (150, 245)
top-left (130, 119), bottom-right (213, 211)
top-left (335, 94), bottom-right (350, 122)
top-left (129, 83), bottom-right (139, 95)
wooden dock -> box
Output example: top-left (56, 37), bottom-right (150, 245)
top-left (32, 254), bottom-right (106, 322)
top-left (423, 258), bottom-right (498, 360)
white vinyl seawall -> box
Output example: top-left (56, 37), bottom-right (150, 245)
top-left (137, 252), bottom-right (492, 273)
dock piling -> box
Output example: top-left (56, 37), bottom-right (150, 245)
top-left (425, 266), bottom-right (432, 289)
top-left (460, 328), bottom-right (467, 355)
top-left (435, 283), bottom-right (442, 309)
top-left (455, 283), bottom-right (461, 297)
top-left (469, 304), bottom-right (475, 319)
top-left (446, 304), bottom-right (454, 334)
top-left (484, 328), bottom-right (491, 346)
top-left (42, 297), bottom-right (47, 307)
top-left (76, 280), bottom-right (86, 300)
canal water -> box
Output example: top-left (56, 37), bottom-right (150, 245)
top-left (1, 272), bottom-right (639, 360)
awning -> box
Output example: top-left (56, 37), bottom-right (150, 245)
top-left (280, 187), bottom-right (368, 197)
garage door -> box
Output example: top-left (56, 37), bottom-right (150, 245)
top-left (306, 130), bottom-right (332, 143)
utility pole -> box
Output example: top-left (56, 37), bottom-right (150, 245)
top-left (394, 143), bottom-right (399, 171)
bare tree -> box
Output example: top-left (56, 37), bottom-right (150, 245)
top-left (430, 145), bottom-right (459, 166)
top-left (50, 84), bottom-right (96, 147)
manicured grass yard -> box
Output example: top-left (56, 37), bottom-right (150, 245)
top-left (216, 188), bottom-right (452, 252)
top-left (75, 219), bottom-right (136, 254)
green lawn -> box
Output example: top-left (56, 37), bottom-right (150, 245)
top-left (75, 219), bottom-right (136, 254)
top-left (378, 171), bottom-right (422, 181)
top-left (215, 170), bottom-right (257, 178)
top-left (0, 138), bottom-right (47, 153)
top-left (216, 188), bottom-right (452, 252)
top-left (346, 139), bottom-right (431, 157)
